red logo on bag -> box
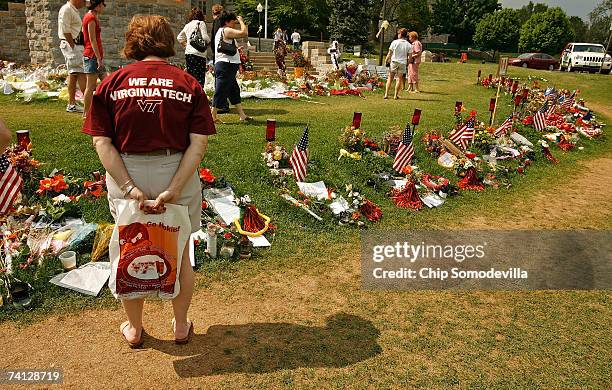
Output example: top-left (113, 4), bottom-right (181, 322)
top-left (116, 222), bottom-right (179, 294)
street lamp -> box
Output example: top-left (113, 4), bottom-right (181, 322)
top-left (256, 3), bottom-right (263, 52)
top-left (599, 21), bottom-right (612, 74)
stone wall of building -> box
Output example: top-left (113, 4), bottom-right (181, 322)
top-left (0, 2), bottom-right (29, 63)
top-left (25, 0), bottom-right (191, 68)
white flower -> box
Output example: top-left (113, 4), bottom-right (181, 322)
top-left (52, 194), bottom-right (71, 205)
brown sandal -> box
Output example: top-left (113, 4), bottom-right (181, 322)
top-left (120, 321), bottom-right (144, 349)
top-left (173, 319), bottom-right (194, 345)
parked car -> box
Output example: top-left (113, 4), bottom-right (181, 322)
top-left (559, 43), bottom-right (611, 74)
top-left (509, 53), bottom-right (559, 70)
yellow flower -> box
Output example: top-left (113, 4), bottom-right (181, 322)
top-left (273, 151), bottom-right (283, 161)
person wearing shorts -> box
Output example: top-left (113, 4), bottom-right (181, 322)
top-left (82, 15), bottom-right (216, 348)
top-left (211, 12), bottom-right (252, 124)
top-left (82, 0), bottom-right (107, 118)
top-left (58, 0), bottom-right (87, 113)
top-left (384, 28), bottom-right (412, 100)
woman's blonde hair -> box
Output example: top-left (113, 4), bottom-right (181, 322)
top-left (409, 31), bottom-right (419, 40)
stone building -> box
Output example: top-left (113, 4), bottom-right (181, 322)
top-left (0, 0), bottom-right (235, 67)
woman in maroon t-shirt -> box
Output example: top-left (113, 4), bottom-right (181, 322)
top-left (82, 15), bottom-right (216, 348)
top-left (82, 0), bottom-right (106, 118)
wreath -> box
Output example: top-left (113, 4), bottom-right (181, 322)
top-left (421, 175), bottom-right (449, 191)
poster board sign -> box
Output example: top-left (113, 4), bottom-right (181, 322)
top-left (498, 56), bottom-right (509, 76)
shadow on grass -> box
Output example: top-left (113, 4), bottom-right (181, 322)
top-left (243, 108), bottom-right (290, 116)
top-left (148, 312), bottom-right (381, 377)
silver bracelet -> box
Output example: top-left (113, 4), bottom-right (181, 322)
top-left (123, 185), bottom-right (135, 198)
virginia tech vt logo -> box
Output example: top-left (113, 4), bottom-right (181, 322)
top-left (137, 99), bottom-right (163, 113)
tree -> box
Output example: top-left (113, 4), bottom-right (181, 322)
top-left (327, 0), bottom-right (373, 45)
top-left (568, 16), bottom-right (588, 42)
top-left (587, 0), bottom-right (612, 45)
top-left (397, 0), bottom-right (431, 36)
top-left (431, 0), bottom-right (500, 48)
top-left (516, 1), bottom-right (549, 25)
top-left (518, 7), bottom-right (575, 55)
top-left (474, 9), bottom-right (520, 58)
top-left (233, 0), bottom-right (330, 39)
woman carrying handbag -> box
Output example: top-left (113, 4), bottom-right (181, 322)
top-left (211, 12), bottom-right (252, 124)
top-left (177, 7), bottom-right (211, 87)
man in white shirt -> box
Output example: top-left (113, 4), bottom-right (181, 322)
top-left (291, 30), bottom-right (301, 50)
top-left (384, 28), bottom-right (412, 100)
top-left (58, 0), bottom-right (86, 113)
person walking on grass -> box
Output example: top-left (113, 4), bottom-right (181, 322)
top-left (407, 31), bottom-right (423, 93)
top-left (82, 15), bottom-right (216, 348)
top-left (211, 4), bottom-right (229, 114)
top-left (211, 12), bottom-right (252, 123)
top-left (82, 0), bottom-right (106, 118)
top-left (58, 0), bottom-right (87, 113)
top-left (177, 7), bottom-right (211, 87)
top-left (384, 28), bottom-right (412, 100)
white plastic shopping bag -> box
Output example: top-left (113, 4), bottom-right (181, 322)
top-left (108, 200), bottom-right (190, 300)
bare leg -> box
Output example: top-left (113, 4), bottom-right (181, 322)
top-left (414, 81), bottom-right (420, 93)
top-left (172, 241), bottom-right (194, 339)
top-left (67, 74), bottom-right (77, 105)
top-left (77, 73), bottom-right (87, 97)
top-left (211, 107), bottom-right (219, 122)
top-left (83, 73), bottom-right (98, 118)
top-left (120, 298), bottom-right (145, 343)
top-left (384, 72), bottom-right (395, 99)
top-left (235, 104), bottom-right (252, 121)
top-left (394, 77), bottom-right (401, 99)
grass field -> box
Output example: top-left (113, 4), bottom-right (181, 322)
top-left (1, 63), bottom-right (611, 388)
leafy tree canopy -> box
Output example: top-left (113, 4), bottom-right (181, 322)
top-left (474, 8), bottom-right (521, 55)
top-left (518, 7), bottom-right (575, 54)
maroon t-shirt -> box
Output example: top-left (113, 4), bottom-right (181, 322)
top-left (82, 60), bottom-right (216, 152)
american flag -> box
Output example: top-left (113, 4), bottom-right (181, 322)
top-left (393, 123), bottom-right (414, 173)
top-left (449, 116), bottom-right (476, 149)
top-left (547, 101), bottom-right (557, 117)
top-left (0, 154), bottom-right (23, 214)
top-left (290, 126), bottom-right (309, 182)
top-left (493, 115), bottom-right (514, 137)
top-left (534, 101), bottom-right (548, 131)
top-left (561, 91), bottom-right (576, 111)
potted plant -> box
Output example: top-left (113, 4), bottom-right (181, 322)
top-left (292, 51), bottom-right (308, 78)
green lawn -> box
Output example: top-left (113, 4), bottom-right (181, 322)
top-left (1, 63), bottom-right (611, 387)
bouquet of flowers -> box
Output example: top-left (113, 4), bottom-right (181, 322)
top-left (262, 142), bottom-right (290, 170)
top-left (339, 125), bottom-right (366, 154)
top-left (292, 51), bottom-right (308, 68)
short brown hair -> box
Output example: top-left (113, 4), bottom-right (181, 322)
top-left (122, 15), bottom-right (176, 61)
top-left (212, 4), bottom-right (223, 16)
top-left (409, 31), bottom-right (419, 40)
top-left (398, 28), bottom-right (408, 38)
top-left (188, 7), bottom-right (205, 22)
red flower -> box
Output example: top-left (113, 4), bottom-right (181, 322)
top-left (37, 177), bottom-right (54, 195)
top-left (199, 168), bottom-right (216, 183)
top-left (465, 152), bottom-right (477, 159)
top-left (224, 232), bottom-right (233, 240)
top-left (201, 200), bottom-right (208, 210)
top-left (52, 174), bottom-right (68, 192)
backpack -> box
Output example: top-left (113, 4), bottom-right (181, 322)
top-left (189, 22), bottom-right (208, 53)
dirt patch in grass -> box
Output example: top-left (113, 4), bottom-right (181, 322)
top-left (460, 157), bottom-right (612, 229)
